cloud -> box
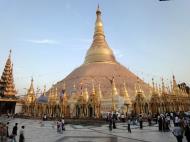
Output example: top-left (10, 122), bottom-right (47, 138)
top-left (27, 39), bottom-right (60, 45)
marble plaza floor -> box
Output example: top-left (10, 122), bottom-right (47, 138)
top-left (0, 117), bottom-right (187, 142)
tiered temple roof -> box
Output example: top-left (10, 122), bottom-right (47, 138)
top-left (0, 50), bottom-right (16, 98)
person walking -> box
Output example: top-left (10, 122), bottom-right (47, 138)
top-left (158, 115), bottom-right (162, 131)
top-left (12, 123), bottom-right (18, 142)
top-left (57, 120), bottom-right (63, 134)
top-left (108, 113), bottom-right (112, 131)
top-left (19, 126), bottom-right (25, 142)
top-left (0, 123), bottom-right (7, 142)
top-left (148, 114), bottom-right (152, 126)
top-left (127, 118), bottom-right (131, 133)
top-left (139, 115), bottom-right (143, 129)
top-left (175, 115), bottom-right (179, 127)
top-left (61, 117), bottom-right (65, 131)
top-left (112, 113), bottom-right (117, 129)
top-left (173, 123), bottom-right (184, 142)
top-left (185, 125), bottom-right (190, 142)
top-left (6, 122), bottom-right (9, 138)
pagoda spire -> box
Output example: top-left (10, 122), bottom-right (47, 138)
top-left (94, 5), bottom-right (105, 39)
top-left (84, 5), bottom-right (116, 64)
top-left (0, 50), bottom-right (16, 97)
top-left (112, 78), bottom-right (118, 96)
top-left (83, 87), bottom-right (89, 102)
top-left (26, 78), bottom-right (36, 103)
top-left (123, 81), bottom-right (132, 105)
top-left (161, 78), bottom-right (166, 94)
top-left (152, 78), bottom-right (155, 93)
top-left (43, 85), bottom-right (46, 96)
top-left (28, 78), bottom-right (35, 95)
top-left (172, 75), bottom-right (177, 89)
top-left (97, 83), bottom-right (102, 99)
top-left (92, 80), bottom-right (95, 95)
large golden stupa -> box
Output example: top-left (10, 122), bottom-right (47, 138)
top-left (22, 6), bottom-right (190, 118)
top-left (54, 6), bottom-right (150, 99)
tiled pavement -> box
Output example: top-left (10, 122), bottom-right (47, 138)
top-left (1, 117), bottom-right (187, 142)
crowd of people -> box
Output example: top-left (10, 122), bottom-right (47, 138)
top-left (0, 122), bottom-right (25, 142)
top-left (56, 118), bottom-right (65, 134)
top-left (0, 115), bottom-right (66, 142)
top-left (1, 111), bottom-right (190, 142)
top-left (105, 111), bottom-right (190, 142)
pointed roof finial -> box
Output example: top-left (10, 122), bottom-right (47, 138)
top-left (31, 77), bottom-right (34, 82)
top-left (161, 77), bottom-right (165, 92)
top-left (43, 85), bottom-right (46, 96)
top-left (92, 80), bottom-right (95, 95)
top-left (98, 83), bottom-right (102, 99)
top-left (172, 74), bottom-right (177, 88)
top-left (84, 87), bottom-right (89, 101)
top-left (9, 49), bottom-right (12, 58)
top-left (96, 4), bottom-right (101, 14)
top-left (28, 77), bottom-right (35, 95)
top-left (84, 5), bottom-right (116, 64)
top-left (112, 77), bottom-right (118, 96)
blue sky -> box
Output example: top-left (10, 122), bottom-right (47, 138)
top-left (0, 0), bottom-right (190, 95)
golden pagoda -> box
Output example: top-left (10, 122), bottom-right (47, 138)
top-left (0, 50), bottom-right (17, 114)
top-left (22, 7), bottom-right (190, 119)
top-left (53, 6), bottom-right (150, 101)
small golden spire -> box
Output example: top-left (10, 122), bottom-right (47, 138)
top-left (28, 77), bottom-right (35, 95)
top-left (123, 81), bottom-right (128, 95)
top-left (152, 78), bottom-right (155, 92)
top-left (9, 49), bottom-right (12, 59)
top-left (159, 84), bottom-right (162, 96)
top-left (170, 81), bottom-right (173, 93)
top-left (83, 87), bottom-right (89, 102)
top-left (172, 75), bottom-right (177, 88)
top-left (161, 78), bottom-right (166, 94)
top-left (123, 81), bottom-right (131, 105)
top-left (112, 78), bottom-right (118, 96)
top-left (48, 88), bottom-right (52, 102)
top-left (98, 83), bottom-right (102, 99)
top-left (155, 83), bottom-right (159, 94)
top-left (43, 85), bottom-right (46, 96)
top-left (92, 80), bottom-right (95, 95)
top-left (123, 81), bottom-right (129, 97)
